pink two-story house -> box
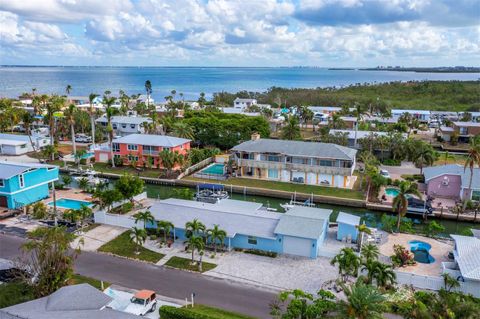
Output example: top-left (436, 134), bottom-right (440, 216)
top-left (95, 134), bottom-right (191, 169)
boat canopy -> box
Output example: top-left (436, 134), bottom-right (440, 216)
top-left (198, 183), bottom-right (225, 191)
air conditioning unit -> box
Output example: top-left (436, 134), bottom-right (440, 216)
top-left (442, 177), bottom-right (449, 186)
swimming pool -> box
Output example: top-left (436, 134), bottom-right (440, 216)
top-left (47, 198), bottom-right (93, 210)
top-left (199, 163), bottom-right (225, 175)
top-left (409, 240), bottom-right (435, 264)
top-left (72, 152), bottom-right (94, 159)
top-left (385, 188), bottom-right (399, 197)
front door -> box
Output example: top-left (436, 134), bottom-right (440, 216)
top-left (0, 196), bottom-right (8, 208)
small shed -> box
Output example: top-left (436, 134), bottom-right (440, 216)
top-left (336, 212), bottom-right (361, 242)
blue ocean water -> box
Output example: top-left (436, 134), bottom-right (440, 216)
top-left (0, 66), bottom-right (478, 100)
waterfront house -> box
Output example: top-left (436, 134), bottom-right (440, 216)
top-left (233, 98), bottom-right (257, 109)
top-left (442, 235), bottom-right (480, 292)
top-left (221, 107), bottom-right (260, 116)
top-left (0, 284), bottom-right (139, 319)
top-left (0, 133), bottom-right (51, 155)
top-left (423, 164), bottom-right (480, 201)
top-left (231, 134), bottom-right (357, 188)
top-left (94, 133), bottom-right (191, 168)
top-left (95, 115), bottom-right (152, 137)
top-left (144, 198), bottom-right (332, 258)
top-left (309, 106), bottom-right (342, 116)
top-left (328, 130), bottom-right (406, 149)
top-left (0, 162), bottom-right (58, 209)
top-left (440, 122), bottom-right (480, 143)
top-left (336, 212), bottom-right (361, 242)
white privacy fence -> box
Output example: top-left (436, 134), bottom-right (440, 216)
top-left (93, 192), bottom-right (148, 229)
top-left (395, 271), bottom-right (480, 298)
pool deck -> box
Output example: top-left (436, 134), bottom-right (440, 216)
top-left (42, 189), bottom-right (94, 211)
top-left (378, 233), bottom-right (453, 276)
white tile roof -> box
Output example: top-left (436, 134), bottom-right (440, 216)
top-left (96, 115), bottom-right (152, 125)
top-left (113, 134), bottom-right (191, 147)
top-left (336, 212), bottom-right (361, 226)
top-left (451, 235), bottom-right (480, 281)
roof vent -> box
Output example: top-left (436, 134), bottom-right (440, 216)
top-left (251, 132), bottom-right (260, 141)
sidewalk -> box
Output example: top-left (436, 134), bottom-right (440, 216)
top-left (74, 224), bottom-right (126, 251)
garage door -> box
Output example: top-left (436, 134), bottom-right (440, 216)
top-left (283, 236), bottom-right (312, 257)
top-left (99, 153), bottom-right (109, 162)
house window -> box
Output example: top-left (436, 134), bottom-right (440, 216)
top-left (20, 144), bottom-right (27, 149)
top-left (112, 123), bottom-right (117, 129)
top-left (163, 147), bottom-right (170, 151)
top-left (121, 124), bottom-right (127, 129)
top-left (247, 236), bottom-right (257, 245)
top-left (267, 155), bottom-right (280, 162)
top-left (128, 155), bottom-right (139, 162)
top-left (319, 160), bottom-right (333, 167)
top-left (19, 174), bottom-right (25, 188)
top-left (127, 144), bottom-right (138, 151)
top-left (268, 169), bottom-right (278, 179)
top-left (112, 143), bottom-right (120, 152)
top-left (130, 124), bottom-right (136, 129)
top-left (0, 179), bottom-right (4, 187)
top-left (473, 190), bottom-right (480, 201)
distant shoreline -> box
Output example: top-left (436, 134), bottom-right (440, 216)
top-left (358, 67), bottom-right (480, 73)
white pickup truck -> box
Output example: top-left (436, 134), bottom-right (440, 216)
top-left (124, 290), bottom-right (157, 316)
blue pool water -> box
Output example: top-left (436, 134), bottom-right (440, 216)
top-left (409, 240), bottom-right (435, 264)
top-left (385, 188), bottom-right (399, 197)
top-left (47, 198), bottom-right (93, 210)
top-left (81, 152), bottom-right (94, 159)
top-left (200, 164), bottom-right (225, 175)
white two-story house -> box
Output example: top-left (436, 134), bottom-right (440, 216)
top-left (233, 98), bottom-right (257, 109)
top-left (95, 116), bottom-right (153, 137)
top-left (231, 134), bottom-right (357, 188)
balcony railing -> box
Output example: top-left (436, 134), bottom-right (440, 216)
top-left (237, 159), bottom-right (353, 175)
top-left (142, 150), bottom-right (159, 156)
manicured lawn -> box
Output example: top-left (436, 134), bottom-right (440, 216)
top-left (98, 231), bottom-right (164, 263)
top-left (164, 256), bottom-right (216, 273)
top-left (434, 152), bottom-right (468, 166)
top-left (186, 305), bottom-right (256, 319)
top-left (68, 274), bottom-right (110, 290)
top-left (184, 176), bottom-right (365, 200)
top-left (93, 163), bottom-right (163, 179)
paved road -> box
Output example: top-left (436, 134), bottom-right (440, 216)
top-left (0, 234), bottom-right (276, 318)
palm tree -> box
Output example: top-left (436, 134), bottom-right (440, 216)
top-left (103, 96), bottom-right (118, 167)
top-left (42, 144), bottom-right (57, 161)
top-left (66, 104), bottom-right (77, 161)
top-left (88, 93), bottom-right (99, 147)
top-left (77, 177), bottom-right (89, 191)
top-left (360, 243), bottom-right (379, 263)
top-left (65, 84), bottom-right (72, 95)
top-left (129, 227), bottom-right (147, 255)
top-left (156, 220), bottom-right (174, 243)
top-left (172, 121), bottom-right (194, 140)
top-left (392, 181), bottom-right (421, 231)
top-left (337, 281), bottom-right (386, 319)
top-left (330, 247), bottom-right (361, 282)
top-left (158, 149), bottom-right (179, 177)
top-left (45, 95), bottom-right (64, 160)
top-left (353, 102), bottom-right (366, 148)
top-left (145, 80), bottom-right (152, 107)
top-left (185, 234), bottom-right (204, 264)
top-left (329, 112), bottom-right (346, 129)
top-left (77, 205), bottom-right (93, 232)
top-left (281, 115), bottom-right (301, 140)
top-left (22, 112), bottom-right (36, 152)
top-left (371, 262), bottom-right (396, 290)
top-left (464, 138), bottom-right (480, 202)
top-left (414, 144), bottom-right (437, 174)
top-left (185, 218), bottom-right (205, 238)
top-left (133, 210), bottom-right (155, 230)
top-left (206, 225), bottom-right (227, 255)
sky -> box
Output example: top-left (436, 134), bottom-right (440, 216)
top-left (0, 0), bottom-right (479, 67)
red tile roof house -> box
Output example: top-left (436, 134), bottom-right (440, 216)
top-left (94, 134), bottom-right (191, 169)
top-left (423, 164), bottom-right (480, 201)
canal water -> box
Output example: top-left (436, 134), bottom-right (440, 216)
top-left (143, 183), bottom-right (478, 236)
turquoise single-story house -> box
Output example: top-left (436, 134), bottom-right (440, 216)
top-left (0, 162), bottom-right (59, 209)
top-left (336, 212), bottom-right (361, 242)
top-left (148, 198), bottom-right (332, 258)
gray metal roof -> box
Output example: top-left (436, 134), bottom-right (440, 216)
top-left (149, 198), bottom-right (281, 239)
top-left (0, 133), bottom-right (31, 142)
top-left (0, 162), bottom-right (56, 180)
top-left (451, 235), bottom-right (480, 281)
top-left (113, 134), bottom-right (191, 147)
top-left (96, 116), bottom-right (152, 125)
top-left (454, 121), bottom-right (480, 127)
top-left (329, 130), bottom-right (398, 140)
top-left (423, 164), bottom-right (480, 190)
top-left (274, 207), bottom-right (331, 239)
top-left (231, 138), bottom-right (357, 161)
top-left (0, 284), bottom-right (140, 319)
top-left (336, 212), bottom-right (361, 226)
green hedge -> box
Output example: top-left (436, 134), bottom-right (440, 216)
top-left (160, 306), bottom-right (211, 319)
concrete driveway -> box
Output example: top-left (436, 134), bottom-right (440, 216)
top-left (74, 224), bottom-right (126, 251)
top-left (380, 161), bottom-right (420, 180)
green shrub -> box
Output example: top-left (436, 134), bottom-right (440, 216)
top-left (243, 249), bottom-right (277, 258)
top-left (160, 306), bottom-right (211, 319)
top-left (149, 235), bottom-right (157, 240)
top-left (382, 159), bottom-right (401, 166)
top-left (381, 214), bottom-right (396, 233)
top-left (423, 221), bottom-right (445, 238)
top-left (31, 202), bottom-right (47, 219)
top-left (159, 305), bottom-right (255, 319)
top-left (0, 282), bottom-right (35, 308)
top-left (80, 158), bottom-right (87, 165)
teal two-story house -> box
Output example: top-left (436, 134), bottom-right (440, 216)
top-left (0, 162), bottom-right (59, 209)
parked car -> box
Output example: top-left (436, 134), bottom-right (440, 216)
top-left (380, 169), bottom-right (391, 179)
top-left (12, 125), bottom-right (26, 132)
top-left (75, 134), bottom-right (92, 143)
top-left (124, 290), bottom-right (157, 316)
